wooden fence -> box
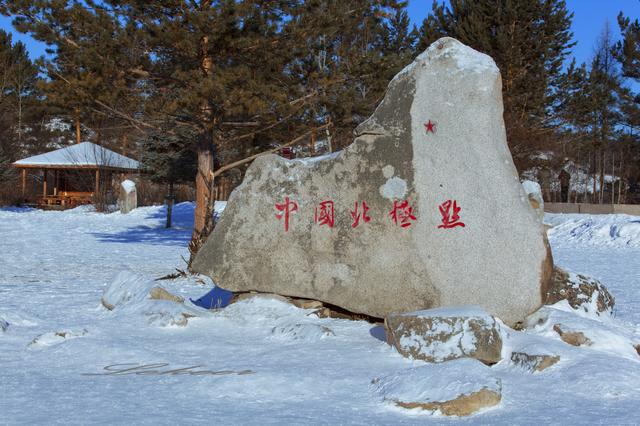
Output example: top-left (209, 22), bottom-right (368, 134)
top-left (544, 203), bottom-right (640, 215)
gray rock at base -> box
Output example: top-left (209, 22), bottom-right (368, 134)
top-left (193, 37), bottom-right (553, 326)
top-left (149, 286), bottom-right (185, 304)
top-left (510, 351), bottom-right (560, 372)
top-left (118, 179), bottom-right (137, 214)
top-left (385, 306), bottom-right (503, 365)
top-left (544, 267), bottom-right (614, 316)
top-left (552, 324), bottom-right (592, 347)
top-left (28, 329), bottom-right (88, 349)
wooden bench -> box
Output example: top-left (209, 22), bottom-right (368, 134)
top-left (38, 192), bottom-right (94, 209)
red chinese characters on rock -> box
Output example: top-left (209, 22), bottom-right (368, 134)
top-left (350, 201), bottom-right (371, 228)
top-left (275, 197), bottom-right (298, 232)
top-left (437, 199), bottom-right (465, 229)
top-left (314, 200), bottom-right (335, 228)
top-left (389, 200), bottom-right (417, 228)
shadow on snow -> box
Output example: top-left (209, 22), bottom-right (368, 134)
top-left (91, 202), bottom-right (195, 246)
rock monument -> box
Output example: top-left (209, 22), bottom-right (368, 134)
top-left (193, 37), bottom-right (553, 326)
top-left (118, 179), bottom-right (137, 214)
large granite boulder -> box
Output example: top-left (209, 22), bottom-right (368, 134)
top-left (193, 37), bottom-right (553, 326)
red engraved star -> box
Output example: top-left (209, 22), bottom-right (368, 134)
top-left (424, 120), bottom-right (436, 134)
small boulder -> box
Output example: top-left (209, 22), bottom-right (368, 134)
top-left (149, 286), bottom-right (185, 304)
top-left (545, 267), bottom-right (614, 316)
top-left (271, 323), bottom-right (335, 341)
top-left (552, 324), bottom-right (592, 347)
top-left (28, 329), bottom-right (88, 349)
top-left (511, 351), bottom-right (560, 372)
top-left (385, 306), bottom-right (503, 365)
top-left (372, 358), bottom-right (501, 416)
top-left (118, 179), bottom-right (137, 214)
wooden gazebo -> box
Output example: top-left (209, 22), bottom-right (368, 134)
top-left (13, 142), bottom-right (139, 209)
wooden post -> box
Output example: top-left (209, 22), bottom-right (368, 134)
top-left (21, 169), bottom-right (26, 197)
top-left (43, 170), bottom-right (47, 197)
top-left (310, 128), bottom-right (316, 155)
top-left (95, 169), bottom-right (100, 196)
top-left (54, 170), bottom-right (58, 196)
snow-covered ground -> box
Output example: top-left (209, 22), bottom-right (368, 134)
top-left (1, 204), bottom-right (639, 425)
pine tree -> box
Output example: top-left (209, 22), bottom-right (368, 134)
top-left (616, 13), bottom-right (640, 201)
top-left (286, 0), bottom-right (416, 150)
top-left (0, 29), bottom-right (38, 182)
top-left (140, 122), bottom-right (197, 228)
top-left (617, 13), bottom-right (640, 81)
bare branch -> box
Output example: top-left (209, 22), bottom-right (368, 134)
top-left (212, 123), bottom-right (331, 178)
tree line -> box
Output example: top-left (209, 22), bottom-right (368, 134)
top-left (0, 0), bottom-right (639, 260)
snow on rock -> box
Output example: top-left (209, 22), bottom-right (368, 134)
top-left (545, 266), bottom-right (614, 317)
top-left (522, 180), bottom-right (544, 221)
top-left (270, 323), bottom-right (335, 341)
top-left (546, 213), bottom-right (640, 248)
top-left (0, 317), bottom-right (8, 332)
top-left (525, 305), bottom-right (639, 360)
top-left (292, 151), bottom-right (340, 166)
top-left (394, 36), bottom-right (497, 83)
top-left (372, 358), bottom-right (502, 416)
top-left (101, 271), bottom-right (206, 327)
top-left (28, 329), bottom-right (88, 350)
top-left (101, 271), bottom-right (156, 311)
top-left (118, 180), bottom-right (137, 213)
top-left (120, 179), bottom-right (136, 194)
top-left (385, 306), bottom-right (504, 365)
top-left (510, 351), bottom-right (560, 372)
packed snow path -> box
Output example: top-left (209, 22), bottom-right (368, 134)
top-left (1, 204), bottom-right (639, 424)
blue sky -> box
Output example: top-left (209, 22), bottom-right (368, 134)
top-left (1, 0), bottom-right (640, 67)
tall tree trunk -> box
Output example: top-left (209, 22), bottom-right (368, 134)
top-left (121, 133), bottom-right (128, 156)
top-left (75, 107), bottom-right (81, 144)
top-left (189, 27), bottom-right (217, 266)
top-left (17, 91), bottom-right (22, 145)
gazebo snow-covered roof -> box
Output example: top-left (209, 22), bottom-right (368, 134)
top-left (14, 142), bottom-right (139, 209)
top-left (14, 142), bottom-right (139, 171)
